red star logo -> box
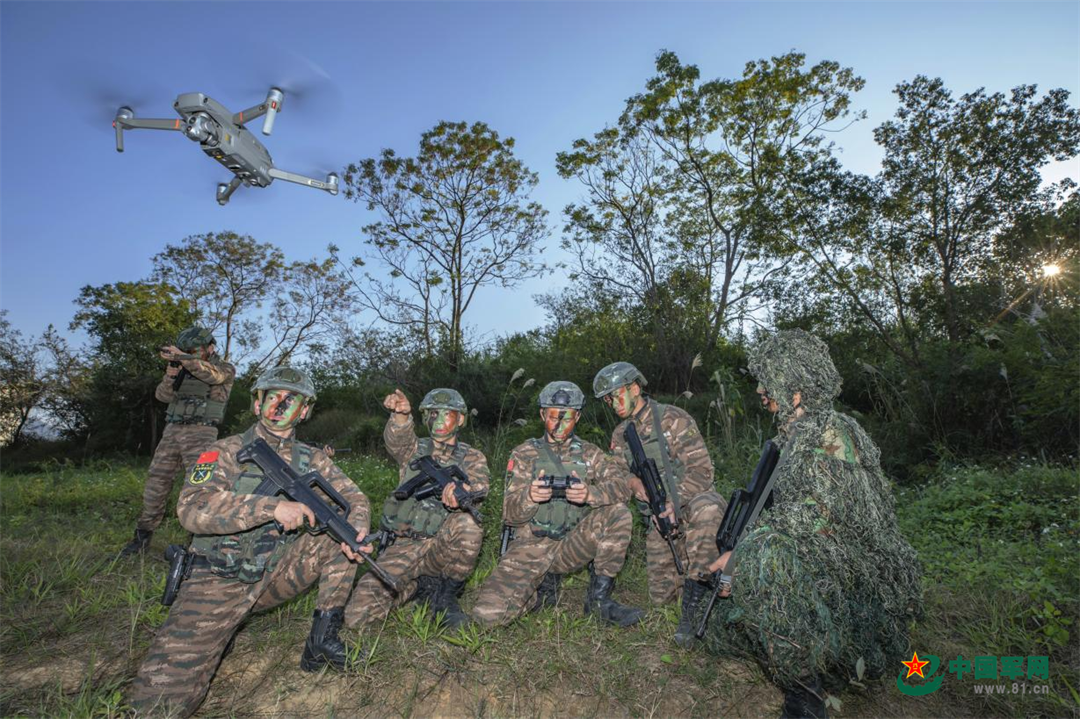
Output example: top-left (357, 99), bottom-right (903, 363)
top-left (902, 651), bottom-right (930, 679)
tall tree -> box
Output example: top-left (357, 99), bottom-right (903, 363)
top-left (71, 281), bottom-right (195, 453)
top-left (0, 311), bottom-right (45, 446)
top-left (151, 231), bottom-right (285, 361)
top-left (559, 51), bottom-right (866, 369)
top-left (873, 77), bottom-right (1080, 343)
top-left (340, 120), bottom-right (549, 369)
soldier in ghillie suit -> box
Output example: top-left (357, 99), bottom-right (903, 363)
top-left (344, 388), bottom-right (489, 630)
top-left (129, 366), bottom-right (371, 718)
top-left (471, 381), bottom-right (643, 628)
top-left (120, 326), bottom-right (236, 556)
top-left (701, 330), bottom-right (922, 719)
top-left (596, 362), bottom-right (726, 647)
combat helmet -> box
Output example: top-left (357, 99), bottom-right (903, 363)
top-left (251, 366), bottom-right (317, 402)
top-left (593, 361), bottom-right (647, 398)
top-left (538, 381), bottom-right (586, 410)
top-left (419, 388), bottom-right (467, 414)
top-left (176, 325), bottom-right (216, 352)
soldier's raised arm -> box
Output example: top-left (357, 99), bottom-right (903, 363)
top-left (383, 389), bottom-right (418, 466)
top-left (176, 442), bottom-right (282, 534)
top-left (180, 355), bottom-right (236, 386)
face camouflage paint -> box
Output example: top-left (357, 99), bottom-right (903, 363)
top-left (609, 384), bottom-right (635, 417)
top-left (258, 389), bottom-right (305, 430)
top-left (426, 408), bottom-right (460, 439)
top-left (544, 408), bottom-right (579, 442)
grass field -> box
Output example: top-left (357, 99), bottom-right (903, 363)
top-left (1, 449), bottom-right (1077, 718)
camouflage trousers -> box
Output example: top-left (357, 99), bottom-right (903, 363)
top-left (137, 422), bottom-right (219, 532)
top-left (129, 531), bottom-right (357, 718)
top-left (471, 503), bottom-right (632, 627)
top-left (646, 490), bottom-right (726, 604)
top-left (344, 512), bottom-right (482, 629)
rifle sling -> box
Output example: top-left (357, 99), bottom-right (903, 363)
top-left (648, 399), bottom-right (681, 523)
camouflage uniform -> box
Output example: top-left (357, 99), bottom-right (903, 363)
top-left (343, 417), bottom-right (490, 629)
top-left (136, 354), bottom-right (235, 533)
top-left (129, 421), bottom-right (367, 718)
top-left (471, 436), bottom-right (635, 627)
top-left (610, 399), bottom-right (726, 604)
top-left (701, 330), bottom-right (922, 716)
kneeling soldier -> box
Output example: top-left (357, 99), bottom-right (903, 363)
top-left (471, 381), bottom-right (643, 628)
top-left (344, 388), bottom-right (489, 630)
top-left (129, 367), bottom-right (371, 718)
top-left (595, 362), bottom-right (727, 647)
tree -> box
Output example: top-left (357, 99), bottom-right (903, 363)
top-left (340, 120), bottom-right (549, 369)
top-left (873, 77), bottom-right (1080, 343)
top-left (151, 231), bottom-right (285, 362)
top-left (71, 281), bottom-right (195, 453)
top-left (558, 51), bottom-right (866, 371)
top-left (251, 257), bottom-right (356, 373)
top-left (0, 311), bottom-right (45, 446)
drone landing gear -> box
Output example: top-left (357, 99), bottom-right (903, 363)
top-left (267, 168), bottom-right (340, 196)
top-left (216, 177), bottom-right (243, 206)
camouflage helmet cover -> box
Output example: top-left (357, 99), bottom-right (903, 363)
top-left (592, 361), bottom-right (647, 398)
top-left (538, 380), bottom-right (586, 410)
top-left (251, 366), bottom-right (317, 401)
top-left (748, 329), bottom-right (841, 421)
top-left (419, 388), bottom-right (467, 413)
top-left (176, 325), bottom-right (215, 351)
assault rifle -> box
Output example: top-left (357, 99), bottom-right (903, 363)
top-left (624, 422), bottom-right (684, 575)
top-left (694, 439), bottom-right (781, 638)
top-left (237, 437), bottom-right (401, 594)
top-left (538, 475), bottom-right (583, 501)
top-left (161, 346), bottom-right (191, 391)
top-left (397, 455), bottom-right (484, 525)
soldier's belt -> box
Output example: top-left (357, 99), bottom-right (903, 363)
top-left (166, 418), bottom-right (219, 426)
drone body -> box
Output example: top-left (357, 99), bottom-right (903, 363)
top-left (113, 88), bottom-right (338, 205)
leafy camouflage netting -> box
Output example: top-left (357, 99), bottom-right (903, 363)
top-left (704, 330), bottom-right (923, 690)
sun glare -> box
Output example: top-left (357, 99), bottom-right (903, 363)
top-left (1042, 264), bottom-right (1062, 278)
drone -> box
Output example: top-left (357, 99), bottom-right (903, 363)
top-left (113, 87), bottom-right (338, 205)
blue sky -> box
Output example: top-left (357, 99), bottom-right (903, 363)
top-left (2, 1), bottom-right (1078, 346)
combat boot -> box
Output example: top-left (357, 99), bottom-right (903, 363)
top-left (673, 578), bottom-right (708, 648)
top-left (300, 607), bottom-right (356, 672)
top-left (584, 564), bottom-right (643, 628)
top-left (779, 676), bottom-right (827, 719)
top-left (410, 575), bottom-right (441, 605)
top-left (530, 572), bottom-right (562, 613)
top-left (119, 528), bottom-right (152, 557)
top-left (431, 577), bottom-right (470, 629)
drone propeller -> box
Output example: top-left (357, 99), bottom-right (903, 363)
top-left (233, 51), bottom-right (341, 129)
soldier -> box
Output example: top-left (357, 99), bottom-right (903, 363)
top-left (471, 381), bottom-right (643, 628)
top-left (129, 366), bottom-right (371, 718)
top-left (701, 331), bottom-right (922, 718)
top-left (594, 362), bottom-right (726, 647)
top-left (120, 325), bottom-right (236, 556)
top-left (343, 388), bottom-right (489, 631)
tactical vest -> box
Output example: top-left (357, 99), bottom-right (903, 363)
top-left (380, 438), bottom-right (470, 538)
top-left (190, 426), bottom-right (313, 583)
top-left (625, 399), bottom-right (685, 520)
top-left (165, 361), bottom-right (227, 425)
top-left (529, 437), bottom-right (590, 540)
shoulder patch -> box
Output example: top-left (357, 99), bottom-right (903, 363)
top-left (197, 450), bottom-right (219, 463)
top-left (187, 459), bottom-right (218, 485)
top-left (506, 459), bottom-right (515, 472)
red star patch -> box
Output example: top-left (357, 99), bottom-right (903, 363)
top-left (197, 451), bottom-right (219, 463)
top-left (902, 651), bottom-right (930, 679)
top-left (506, 459), bottom-right (514, 472)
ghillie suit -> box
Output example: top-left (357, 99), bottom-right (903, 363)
top-left (702, 330), bottom-right (922, 699)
